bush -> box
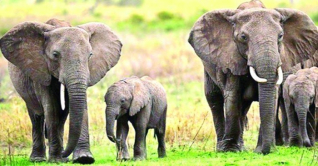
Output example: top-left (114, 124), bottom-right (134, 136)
top-left (128, 14), bottom-right (145, 24)
top-left (157, 11), bottom-right (181, 21)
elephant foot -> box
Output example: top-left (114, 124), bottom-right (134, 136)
top-left (73, 148), bottom-right (95, 164)
top-left (289, 138), bottom-right (302, 147)
top-left (158, 147), bottom-right (166, 158)
top-left (254, 145), bottom-right (262, 153)
top-left (303, 139), bottom-right (312, 147)
top-left (219, 139), bottom-right (241, 152)
top-left (133, 156), bottom-right (146, 161)
top-left (48, 156), bottom-right (69, 163)
top-left (275, 137), bottom-right (284, 146)
top-left (117, 149), bottom-right (130, 161)
top-left (30, 149), bottom-right (46, 162)
top-left (30, 156), bottom-right (46, 162)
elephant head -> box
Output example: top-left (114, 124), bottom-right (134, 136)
top-left (0, 21), bottom-right (122, 157)
top-left (104, 76), bottom-right (150, 142)
top-left (189, 6), bottom-right (318, 154)
top-left (283, 67), bottom-right (318, 146)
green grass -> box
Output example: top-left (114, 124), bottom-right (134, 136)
top-left (1, 143), bottom-right (318, 166)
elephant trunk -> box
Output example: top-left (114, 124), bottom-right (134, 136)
top-left (251, 42), bottom-right (281, 154)
top-left (258, 83), bottom-right (277, 154)
top-left (297, 107), bottom-right (311, 147)
top-left (106, 106), bottom-right (117, 143)
top-left (62, 76), bottom-right (88, 158)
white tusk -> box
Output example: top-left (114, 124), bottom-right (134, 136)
top-left (276, 67), bottom-right (283, 85)
top-left (60, 84), bottom-right (65, 110)
top-left (249, 66), bottom-right (267, 83)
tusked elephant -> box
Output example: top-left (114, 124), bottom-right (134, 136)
top-left (0, 18), bottom-right (122, 163)
top-left (283, 67), bottom-right (318, 147)
top-left (188, 0), bottom-right (318, 154)
top-left (105, 76), bottom-right (167, 160)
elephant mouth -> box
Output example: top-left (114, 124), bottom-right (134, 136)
top-left (249, 66), bottom-right (283, 85)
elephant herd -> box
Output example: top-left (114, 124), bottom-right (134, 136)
top-left (0, 0), bottom-right (317, 164)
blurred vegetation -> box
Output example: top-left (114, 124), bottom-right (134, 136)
top-left (0, 0), bottom-right (317, 165)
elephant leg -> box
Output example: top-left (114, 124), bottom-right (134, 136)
top-left (316, 107), bottom-right (318, 142)
top-left (73, 108), bottom-right (94, 164)
top-left (221, 74), bottom-right (242, 152)
top-left (239, 100), bottom-right (253, 151)
top-left (204, 71), bottom-right (224, 151)
top-left (116, 116), bottom-right (130, 161)
top-left (133, 126), bottom-right (147, 160)
top-left (287, 105), bottom-right (301, 146)
top-left (27, 106), bottom-right (46, 162)
top-left (155, 108), bottom-right (167, 158)
top-left (44, 105), bottom-right (65, 162)
top-left (35, 84), bottom-right (66, 163)
top-left (254, 127), bottom-right (262, 153)
top-left (279, 99), bottom-right (289, 145)
top-left (307, 105), bottom-right (315, 146)
top-left (275, 101), bottom-right (284, 146)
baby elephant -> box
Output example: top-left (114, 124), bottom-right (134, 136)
top-left (283, 67), bottom-right (318, 147)
top-left (105, 76), bottom-right (167, 160)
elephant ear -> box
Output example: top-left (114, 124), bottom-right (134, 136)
top-left (188, 9), bottom-right (247, 75)
top-left (283, 75), bottom-right (295, 107)
top-left (129, 79), bottom-right (150, 116)
top-left (78, 23), bottom-right (122, 86)
top-left (0, 22), bottom-right (54, 86)
top-left (275, 8), bottom-right (318, 69)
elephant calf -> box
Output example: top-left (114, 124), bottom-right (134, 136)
top-left (283, 67), bottom-right (318, 147)
top-left (105, 76), bottom-right (167, 160)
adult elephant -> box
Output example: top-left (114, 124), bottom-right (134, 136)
top-left (188, 2), bottom-right (318, 154)
top-left (0, 19), bottom-right (122, 163)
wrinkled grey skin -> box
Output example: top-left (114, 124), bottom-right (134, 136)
top-left (188, 0), bottom-right (318, 154)
top-left (283, 67), bottom-right (318, 147)
top-left (105, 76), bottom-right (167, 160)
top-left (276, 58), bottom-right (317, 146)
top-left (0, 19), bottom-right (122, 163)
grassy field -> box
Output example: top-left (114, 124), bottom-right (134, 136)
top-left (0, 0), bottom-right (318, 165)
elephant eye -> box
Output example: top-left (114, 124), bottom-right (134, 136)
top-left (240, 33), bottom-right (248, 42)
top-left (120, 98), bottom-right (125, 103)
top-left (89, 53), bottom-right (93, 60)
top-left (278, 33), bottom-right (284, 42)
top-left (52, 51), bottom-right (60, 59)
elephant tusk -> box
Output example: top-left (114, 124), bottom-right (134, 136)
top-left (249, 66), bottom-right (267, 83)
top-left (276, 67), bottom-right (283, 85)
top-left (60, 84), bottom-right (65, 110)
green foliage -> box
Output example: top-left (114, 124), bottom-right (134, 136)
top-left (311, 12), bottom-right (318, 25)
top-left (157, 11), bottom-right (181, 21)
top-left (128, 14), bottom-right (145, 24)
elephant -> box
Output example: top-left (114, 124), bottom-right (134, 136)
top-left (276, 58), bottom-right (317, 146)
top-left (282, 67), bottom-right (318, 147)
top-left (105, 76), bottom-right (167, 160)
top-left (0, 18), bottom-right (122, 163)
top-left (188, 0), bottom-right (318, 154)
